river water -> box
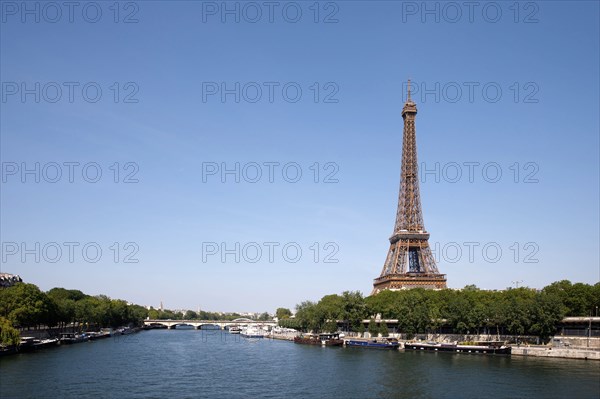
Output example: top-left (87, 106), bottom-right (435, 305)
top-left (1, 330), bottom-right (598, 399)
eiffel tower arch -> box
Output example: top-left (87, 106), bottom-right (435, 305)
top-left (372, 81), bottom-right (447, 294)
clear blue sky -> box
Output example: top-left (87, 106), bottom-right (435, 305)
top-left (1, 1), bottom-right (598, 313)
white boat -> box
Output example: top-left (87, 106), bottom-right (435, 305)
top-left (229, 326), bottom-right (241, 334)
top-left (241, 326), bottom-right (265, 338)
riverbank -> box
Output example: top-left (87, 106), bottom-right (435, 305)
top-left (395, 340), bottom-right (599, 360)
top-left (401, 336), bottom-right (600, 360)
top-left (272, 331), bottom-right (600, 360)
top-left (7, 328), bottom-right (599, 361)
top-left (511, 346), bottom-right (600, 360)
top-left (0, 326), bottom-right (145, 357)
top-left (269, 332), bottom-right (297, 341)
top-left (403, 341), bottom-right (600, 360)
top-left (339, 332), bottom-right (600, 360)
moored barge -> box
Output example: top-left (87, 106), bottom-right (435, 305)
top-left (58, 333), bottom-right (89, 345)
top-left (294, 333), bottom-right (344, 346)
top-left (404, 341), bottom-right (511, 355)
top-left (346, 337), bottom-right (400, 349)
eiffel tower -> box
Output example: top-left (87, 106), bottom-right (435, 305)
top-left (372, 81), bottom-right (447, 294)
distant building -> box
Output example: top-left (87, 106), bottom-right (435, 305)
top-left (0, 273), bottom-right (23, 288)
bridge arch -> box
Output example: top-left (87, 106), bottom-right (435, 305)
top-left (170, 323), bottom-right (195, 330)
top-left (147, 322), bottom-right (168, 329)
top-left (231, 318), bottom-right (254, 323)
top-left (143, 319), bottom-right (277, 330)
top-left (198, 323), bottom-right (221, 330)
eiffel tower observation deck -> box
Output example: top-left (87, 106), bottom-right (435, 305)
top-left (372, 81), bottom-right (447, 294)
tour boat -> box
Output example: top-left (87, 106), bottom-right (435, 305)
top-left (241, 326), bottom-right (265, 338)
top-left (294, 333), bottom-right (344, 346)
top-left (404, 341), bottom-right (511, 355)
top-left (229, 326), bottom-right (241, 334)
top-left (345, 337), bottom-right (400, 349)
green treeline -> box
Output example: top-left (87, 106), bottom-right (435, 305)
top-left (0, 282), bottom-right (273, 345)
top-left (1, 280), bottom-right (598, 346)
top-left (0, 283), bottom-right (148, 336)
top-left (278, 281), bottom-right (600, 340)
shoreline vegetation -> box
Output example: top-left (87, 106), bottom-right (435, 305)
top-left (279, 281), bottom-right (599, 342)
top-left (0, 280), bottom-right (598, 351)
top-left (0, 283), bottom-right (269, 349)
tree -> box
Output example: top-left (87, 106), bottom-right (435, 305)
top-left (541, 280), bottom-right (595, 316)
top-left (47, 288), bottom-right (87, 302)
top-left (109, 299), bottom-right (130, 327)
top-left (323, 320), bottom-right (338, 333)
top-left (357, 322), bottom-right (366, 335)
top-left (368, 319), bottom-right (379, 337)
top-left (339, 291), bottom-right (367, 331)
top-left (276, 308), bottom-right (292, 320)
top-left (366, 290), bottom-right (399, 319)
top-left (278, 318), bottom-right (301, 329)
top-left (148, 307), bottom-right (159, 319)
top-left (447, 291), bottom-right (472, 333)
top-left (398, 289), bottom-right (431, 334)
top-left (530, 292), bottom-right (566, 341)
top-left (49, 297), bottom-right (76, 328)
top-left (295, 301), bottom-right (321, 332)
top-left (258, 312), bottom-right (271, 321)
top-left (380, 323), bottom-right (389, 337)
top-left (0, 283), bottom-right (55, 328)
top-left (566, 283), bottom-right (595, 316)
top-left (317, 295), bottom-right (343, 321)
top-left (427, 302), bottom-right (443, 334)
top-left (502, 288), bottom-right (536, 336)
top-left (128, 305), bottom-right (148, 325)
top-left (0, 316), bottom-right (20, 346)
top-left (74, 296), bottom-right (100, 326)
top-left (184, 310), bottom-right (198, 320)
top-left (157, 309), bottom-right (177, 320)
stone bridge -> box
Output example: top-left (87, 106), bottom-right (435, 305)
top-left (143, 317), bottom-right (277, 330)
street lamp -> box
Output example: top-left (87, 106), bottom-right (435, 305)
top-left (588, 310), bottom-right (592, 347)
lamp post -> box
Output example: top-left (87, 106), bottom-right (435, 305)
top-left (588, 311), bottom-right (592, 348)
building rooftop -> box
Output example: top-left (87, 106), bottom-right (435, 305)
top-left (0, 273), bottom-right (23, 288)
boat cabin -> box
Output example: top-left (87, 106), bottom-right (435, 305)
top-left (318, 333), bottom-right (340, 340)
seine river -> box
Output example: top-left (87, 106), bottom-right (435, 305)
top-left (1, 330), bottom-right (598, 399)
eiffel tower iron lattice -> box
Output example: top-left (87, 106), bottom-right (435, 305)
top-left (372, 81), bottom-right (447, 294)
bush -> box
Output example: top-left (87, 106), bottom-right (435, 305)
top-left (0, 317), bottom-right (20, 347)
